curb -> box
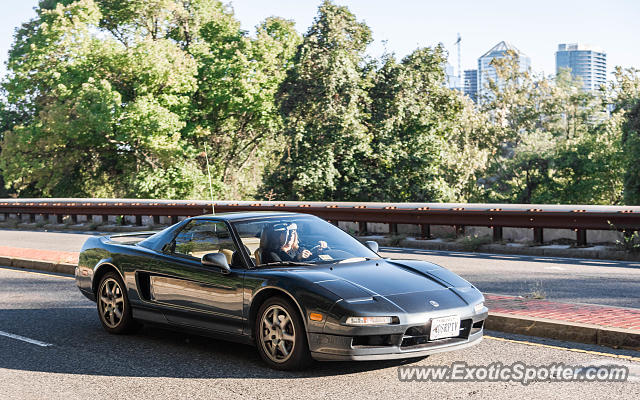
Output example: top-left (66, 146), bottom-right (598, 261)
top-left (486, 312), bottom-right (640, 351)
top-left (0, 256), bottom-right (76, 275)
top-left (3, 257), bottom-right (639, 352)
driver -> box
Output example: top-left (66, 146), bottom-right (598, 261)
top-left (272, 222), bottom-right (327, 262)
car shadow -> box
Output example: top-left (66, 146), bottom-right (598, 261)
top-left (0, 307), bottom-right (426, 379)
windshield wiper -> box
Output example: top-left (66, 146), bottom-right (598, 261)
top-left (257, 261), bottom-right (316, 267)
top-left (336, 257), bottom-right (381, 264)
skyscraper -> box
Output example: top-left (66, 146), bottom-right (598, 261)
top-left (464, 69), bottom-right (477, 103)
top-left (477, 41), bottom-right (531, 103)
top-left (444, 63), bottom-right (461, 91)
top-left (555, 43), bottom-right (607, 92)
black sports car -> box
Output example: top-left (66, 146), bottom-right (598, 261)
top-left (76, 212), bottom-right (488, 370)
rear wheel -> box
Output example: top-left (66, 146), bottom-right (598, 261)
top-left (97, 271), bottom-right (137, 334)
top-left (255, 297), bottom-right (312, 370)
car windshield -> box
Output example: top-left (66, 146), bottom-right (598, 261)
top-left (232, 215), bottom-right (379, 267)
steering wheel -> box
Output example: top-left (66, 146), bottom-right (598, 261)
top-left (302, 241), bottom-right (329, 260)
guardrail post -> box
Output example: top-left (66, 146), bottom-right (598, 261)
top-left (27, 213), bottom-right (35, 223)
top-left (55, 214), bottom-right (64, 224)
top-left (389, 223), bottom-right (398, 235)
top-left (358, 221), bottom-right (367, 235)
top-left (153, 215), bottom-right (160, 225)
top-left (169, 215), bottom-right (177, 225)
top-left (71, 214), bottom-right (78, 224)
top-left (492, 226), bottom-right (503, 242)
top-left (420, 224), bottom-right (431, 239)
top-left (135, 215), bottom-right (143, 226)
top-left (533, 228), bottom-right (544, 244)
top-left (576, 229), bottom-right (587, 246)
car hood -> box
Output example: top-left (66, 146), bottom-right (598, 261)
top-left (288, 258), bottom-right (475, 300)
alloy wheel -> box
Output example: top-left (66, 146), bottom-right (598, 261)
top-left (98, 277), bottom-right (125, 329)
top-left (259, 305), bottom-right (296, 363)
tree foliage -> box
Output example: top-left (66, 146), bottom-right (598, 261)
top-left (0, 0), bottom-right (300, 199)
top-left (0, 0), bottom-right (639, 205)
top-left (262, 1), bottom-right (372, 200)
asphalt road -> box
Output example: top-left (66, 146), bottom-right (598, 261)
top-left (0, 267), bottom-right (638, 399)
top-left (1, 229), bottom-right (640, 308)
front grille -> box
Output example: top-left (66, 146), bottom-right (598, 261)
top-left (351, 334), bottom-right (397, 348)
top-left (400, 319), bottom-right (472, 348)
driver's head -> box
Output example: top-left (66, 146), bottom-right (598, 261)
top-left (272, 222), bottom-right (298, 248)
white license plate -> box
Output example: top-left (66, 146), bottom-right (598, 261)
top-left (429, 315), bottom-right (461, 340)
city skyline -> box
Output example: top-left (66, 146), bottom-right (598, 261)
top-left (1, 1), bottom-right (639, 82)
top-left (229, 0), bottom-right (638, 79)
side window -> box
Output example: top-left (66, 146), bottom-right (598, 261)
top-left (232, 221), bottom-right (267, 266)
top-left (173, 220), bottom-right (237, 263)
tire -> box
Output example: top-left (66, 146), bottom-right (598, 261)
top-left (255, 296), bottom-right (312, 370)
top-left (96, 271), bottom-right (138, 334)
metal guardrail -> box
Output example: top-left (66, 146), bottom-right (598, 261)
top-left (1, 199), bottom-right (639, 246)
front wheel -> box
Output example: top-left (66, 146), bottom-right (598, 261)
top-left (255, 297), bottom-right (312, 370)
top-left (96, 271), bottom-right (138, 334)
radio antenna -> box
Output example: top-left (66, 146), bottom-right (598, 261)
top-left (203, 143), bottom-right (215, 215)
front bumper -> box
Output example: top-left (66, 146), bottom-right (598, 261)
top-left (309, 310), bottom-right (488, 361)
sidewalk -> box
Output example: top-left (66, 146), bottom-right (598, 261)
top-left (0, 245), bottom-right (638, 350)
top-left (0, 245), bottom-right (79, 264)
top-left (485, 294), bottom-right (640, 331)
top-left (484, 294), bottom-right (640, 350)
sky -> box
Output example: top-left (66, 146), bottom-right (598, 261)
top-left (1, 0), bottom-right (639, 81)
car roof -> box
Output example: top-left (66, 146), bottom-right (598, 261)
top-left (192, 211), bottom-right (308, 222)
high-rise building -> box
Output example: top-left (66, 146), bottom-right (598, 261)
top-left (464, 69), bottom-right (478, 102)
top-left (444, 63), bottom-right (461, 91)
top-left (477, 41), bottom-right (531, 102)
top-left (555, 43), bottom-right (606, 92)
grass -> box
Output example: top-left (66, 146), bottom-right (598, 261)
top-left (525, 281), bottom-right (547, 300)
top-left (3, 219), bottom-right (19, 229)
top-left (459, 234), bottom-right (492, 252)
top-left (616, 230), bottom-right (640, 253)
top-left (388, 234), bottom-right (406, 247)
top-left (88, 221), bottom-right (102, 231)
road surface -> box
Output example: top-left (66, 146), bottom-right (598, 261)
top-left (0, 267), bottom-right (638, 399)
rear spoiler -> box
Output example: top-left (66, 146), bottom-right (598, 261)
top-left (105, 231), bottom-right (159, 238)
top-left (101, 231), bottom-right (160, 244)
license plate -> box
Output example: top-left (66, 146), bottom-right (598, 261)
top-left (429, 315), bottom-right (461, 340)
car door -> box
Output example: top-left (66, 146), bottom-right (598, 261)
top-left (144, 219), bottom-right (246, 334)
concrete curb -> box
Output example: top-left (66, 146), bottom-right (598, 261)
top-left (486, 312), bottom-right (640, 351)
top-left (3, 257), bottom-right (639, 352)
top-left (0, 256), bottom-right (76, 275)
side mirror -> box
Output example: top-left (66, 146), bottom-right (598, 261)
top-left (201, 253), bottom-right (231, 274)
top-left (364, 240), bottom-right (379, 253)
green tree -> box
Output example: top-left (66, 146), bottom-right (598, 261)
top-left (479, 52), bottom-right (621, 204)
top-left (0, 0), bottom-right (205, 198)
top-left (622, 101), bottom-right (640, 204)
top-left (263, 0), bottom-right (372, 200)
top-left (363, 47), bottom-right (474, 202)
top-left (190, 11), bottom-right (301, 198)
top-left (607, 67), bottom-right (640, 204)
top-left (1, 0), bottom-right (300, 199)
